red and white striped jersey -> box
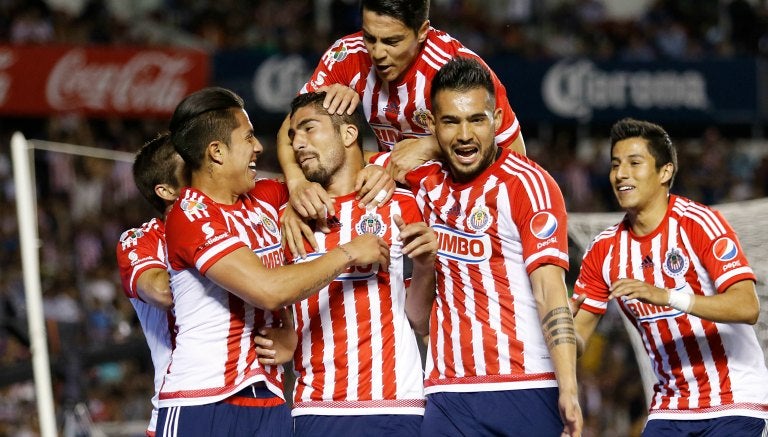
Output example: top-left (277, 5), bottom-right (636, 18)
top-left (301, 27), bottom-right (520, 151)
top-left (405, 148), bottom-right (569, 394)
top-left (161, 179), bottom-right (289, 407)
top-left (573, 194), bottom-right (768, 421)
top-left (285, 189), bottom-right (426, 416)
top-left (116, 218), bottom-right (174, 434)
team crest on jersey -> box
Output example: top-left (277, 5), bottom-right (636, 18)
top-left (356, 211), bottom-right (386, 237)
top-left (712, 237), bottom-right (738, 261)
top-left (530, 211), bottom-right (558, 239)
top-left (260, 214), bottom-right (280, 237)
top-left (662, 247), bottom-right (689, 277)
top-left (119, 228), bottom-right (143, 249)
top-left (466, 205), bottom-right (492, 232)
top-left (329, 41), bottom-right (348, 62)
top-left (411, 108), bottom-right (430, 129)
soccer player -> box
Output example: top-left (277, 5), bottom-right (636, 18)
top-left (399, 57), bottom-right (582, 436)
top-left (157, 87), bottom-right (390, 437)
top-left (115, 133), bottom-right (180, 437)
top-left (277, 0), bottom-right (526, 228)
top-left (571, 118), bottom-right (768, 436)
top-left (272, 91), bottom-right (436, 436)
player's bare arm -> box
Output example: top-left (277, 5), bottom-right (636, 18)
top-left (572, 307), bottom-right (601, 358)
top-left (255, 307), bottom-right (297, 366)
top-left (136, 268), bottom-right (173, 310)
top-left (610, 278), bottom-right (759, 324)
top-left (395, 214), bottom-right (437, 336)
top-left (280, 203), bottom-right (319, 259)
top-left (388, 136), bottom-right (441, 184)
top-left (530, 264), bottom-right (583, 437)
top-left (507, 133), bottom-right (526, 155)
top-left (205, 234), bottom-right (390, 311)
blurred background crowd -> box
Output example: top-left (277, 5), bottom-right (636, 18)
top-left (1, 0), bottom-right (768, 436)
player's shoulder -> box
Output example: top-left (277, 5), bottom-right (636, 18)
top-left (322, 31), bottom-right (369, 61)
top-left (118, 218), bottom-right (163, 247)
top-left (166, 187), bottom-right (218, 225)
top-left (669, 194), bottom-right (729, 234)
top-left (498, 150), bottom-right (556, 187)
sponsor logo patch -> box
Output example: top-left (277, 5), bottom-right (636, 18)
top-left (530, 211), bottom-right (558, 239)
top-left (712, 237), bottom-right (738, 261)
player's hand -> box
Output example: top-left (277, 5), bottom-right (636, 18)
top-left (287, 178), bottom-right (335, 233)
top-left (280, 203), bottom-right (318, 259)
top-left (569, 294), bottom-right (586, 318)
top-left (609, 279), bottom-right (668, 306)
top-left (393, 215), bottom-right (436, 262)
top-left (355, 165), bottom-right (395, 210)
top-left (559, 391), bottom-right (583, 437)
top-left (389, 136), bottom-right (441, 183)
top-left (340, 234), bottom-right (390, 271)
top-left (255, 307), bottom-right (297, 366)
top-left (318, 84), bottom-right (360, 115)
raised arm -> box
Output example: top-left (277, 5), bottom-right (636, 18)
top-left (394, 214), bottom-right (437, 336)
top-left (530, 264), bottom-right (583, 437)
top-left (206, 234), bottom-right (390, 311)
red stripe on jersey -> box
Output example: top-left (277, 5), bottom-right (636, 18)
top-left (379, 284), bottom-right (397, 399)
top-left (678, 319), bottom-right (710, 407)
top-left (308, 296), bottom-right (326, 401)
top-left (703, 320), bottom-right (733, 404)
top-left (354, 280), bottom-right (374, 400)
top-left (329, 282), bottom-right (349, 400)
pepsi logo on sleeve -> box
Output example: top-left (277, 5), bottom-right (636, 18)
top-left (712, 237), bottom-right (738, 261)
top-left (530, 211), bottom-right (558, 239)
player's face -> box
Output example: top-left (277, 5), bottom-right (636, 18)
top-left (429, 87), bottom-right (500, 184)
top-left (361, 9), bottom-right (428, 83)
top-left (289, 105), bottom-right (345, 187)
top-left (223, 109), bottom-right (263, 195)
top-left (610, 138), bottom-right (671, 212)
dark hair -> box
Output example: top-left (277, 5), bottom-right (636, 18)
top-left (610, 118), bottom-right (678, 188)
top-left (289, 91), bottom-right (373, 149)
top-left (360, 0), bottom-right (429, 34)
top-left (168, 87), bottom-right (245, 171)
top-left (133, 132), bottom-right (181, 214)
top-left (430, 57), bottom-right (495, 111)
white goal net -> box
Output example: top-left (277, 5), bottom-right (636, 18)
top-left (569, 197), bottom-right (768, 402)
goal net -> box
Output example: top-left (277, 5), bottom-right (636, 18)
top-left (569, 197), bottom-right (768, 402)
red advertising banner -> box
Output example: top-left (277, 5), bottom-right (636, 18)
top-left (0, 45), bottom-right (210, 117)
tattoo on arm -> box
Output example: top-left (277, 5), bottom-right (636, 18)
top-left (542, 306), bottom-right (576, 350)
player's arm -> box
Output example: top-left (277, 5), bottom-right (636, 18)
top-left (394, 215), bottom-right (437, 336)
top-left (530, 264), bottom-right (583, 437)
top-left (135, 268), bottom-right (173, 310)
top-left (205, 234), bottom-right (390, 311)
top-left (506, 134), bottom-right (526, 155)
top-left (572, 305), bottom-right (601, 358)
top-left (388, 136), bottom-right (441, 184)
top-left (609, 278), bottom-right (759, 324)
top-left (255, 307), bottom-right (297, 366)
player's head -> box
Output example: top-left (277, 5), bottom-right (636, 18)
top-left (609, 118), bottom-right (678, 210)
top-left (133, 132), bottom-right (184, 214)
top-left (169, 87), bottom-right (263, 195)
top-left (360, 0), bottom-right (430, 83)
top-left (428, 57), bottom-right (501, 184)
top-left (288, 92), bottom-right (370, 188)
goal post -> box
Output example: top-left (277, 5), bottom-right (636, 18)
top-left (11, 131), bottom-right (57, 437)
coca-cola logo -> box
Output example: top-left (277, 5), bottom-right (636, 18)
top-left (46, 49), bottom-right (195, 113)
top-left (0, 49), bottom-right (15, 106)
top-left (542, 59), bottom-right (709, 119)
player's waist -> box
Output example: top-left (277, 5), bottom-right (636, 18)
top-left (291, 398), bottom-right (426, 416)
top-left (424, 372), bottom-right (557, 394)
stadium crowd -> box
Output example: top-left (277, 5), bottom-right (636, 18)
top-left (1, 0), bottom-right (768, 436)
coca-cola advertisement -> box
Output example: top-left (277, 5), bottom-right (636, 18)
top-left (0, 45), bottom-right (209, 117)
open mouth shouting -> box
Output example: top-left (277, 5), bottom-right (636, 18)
top-left (452, 144), bottom-right (480, 165)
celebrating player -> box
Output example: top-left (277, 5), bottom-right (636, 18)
top-left (572, 118), bottom-right (768, 436)
top-left (156, 87), bottom-right (390, 437)
top-left (401, 57), bottom-right (582, 436)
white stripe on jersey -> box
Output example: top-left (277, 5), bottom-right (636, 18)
top-left (424, 39), bottom-right (452, 64)
top-left (194, 236), bottom-right (240, 271)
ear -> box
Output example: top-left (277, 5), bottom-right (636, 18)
top-left (426, 110), bottom-right (436, 135)
top-left (492, 107), bottom-right (502, 131)
top-left (659, 162), bottom-right (674, 185)
top-left (417, 20), bottom-right (429, 44)
top-left (154, 183), bottom-right (179, 203)
top-left (208, 141), bottom-right (224, 165)
top-left (340, 123), bottom-right (359, 149)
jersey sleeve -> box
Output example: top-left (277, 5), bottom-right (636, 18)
top-left (249, 178), bottom-right (289, 211)
top-left (508, 161), bottom-right (569, 274)
top-left (165, 191), bottom-right (248, 275)
top-left (572, 238), bottom-right (611, 315)
top-left (300, 33), bottom-right (367, 95)
top-left (116, 220), bottom-right (167, 300)
top-left (687, 208), bottom-right (756, 293)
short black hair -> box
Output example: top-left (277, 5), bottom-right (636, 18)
top-left (133, 132), bottom-right (181, 214)
top-left (169, 87), bottom-right (245, 171)
top-left (430, 57), bottom-right (495, 112)
top-left (361, 0), bottom-right (429, 34)
top-left (290, 91), bottom-right (373, 150)
top-left (610, 118), bottom-right (678, 188)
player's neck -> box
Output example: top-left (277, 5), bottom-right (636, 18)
top-left (627, 192), bottom-right (670, 236)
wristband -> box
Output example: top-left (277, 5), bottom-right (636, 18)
top-left (667, 290), bottom-right (693, 313)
